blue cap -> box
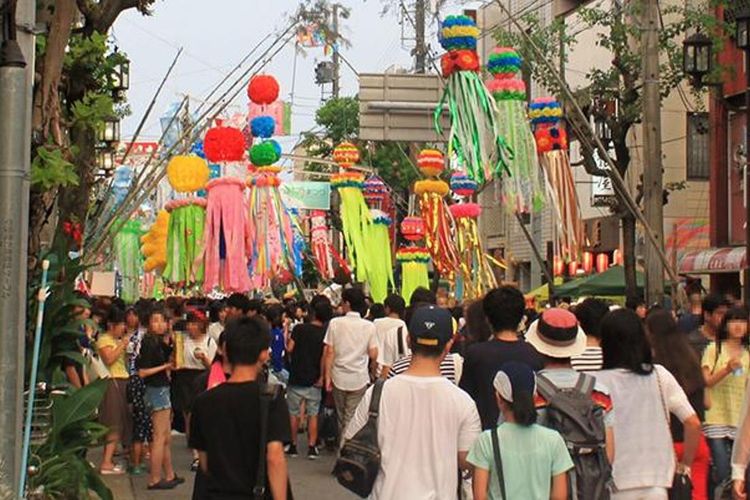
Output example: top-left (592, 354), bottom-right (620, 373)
top-left (409, 305), bottom-right (453, 347)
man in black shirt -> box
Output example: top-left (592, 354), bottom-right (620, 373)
top-left (687, 294), bottom-right (729, 359)
top-left (459, 286), bottom-right (543, 429)
top-left (286, 298), bottom-right (333, 459)
top-left (190, 317), bottom-right (291, 500)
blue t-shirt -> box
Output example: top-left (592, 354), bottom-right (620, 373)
top-left (467, 423), bottom-right (573, 500)
top-left (270, 326), bottom-right (285, 372)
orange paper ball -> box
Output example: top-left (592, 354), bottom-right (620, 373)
top-left (417, 149), bottom-right (445, 177)
top-left (333, 142), bottom-right (360, 168)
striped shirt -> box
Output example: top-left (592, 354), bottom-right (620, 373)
top-left (388, 353), bottom-right (459, 384)
top-left (571, 346), bottom-right (603, 372)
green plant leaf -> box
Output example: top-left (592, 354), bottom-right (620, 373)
top-left (51, 378), bottom-right (107, 438)
top-left (83, 461), bottom-right (114, 500)
top-left (31, 145), bottom-right (79, 190)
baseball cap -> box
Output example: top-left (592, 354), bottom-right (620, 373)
top-left (493, 361), bottom-right (536, 402)
top-left (409, 305), bottom-right (453, 347)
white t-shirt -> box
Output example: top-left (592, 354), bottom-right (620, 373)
top-left (373, 317), bottom-right (409, 369)
top-left (182, 335), bottom-right (217, 370)
top-left (594, 365), bottom-right (696, 491)
top-left (207, 322), bottom-right (223, 343)
top-left (344, 375), bottom-right (481, 500)
top-left (324, 312), bottom-right (377, 390)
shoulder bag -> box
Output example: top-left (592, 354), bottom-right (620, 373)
top-left (490, 428), bottom-right (508, 499)
top-left (334, 379), bottom-right (385, 497)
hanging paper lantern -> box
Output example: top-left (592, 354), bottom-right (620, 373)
top-left (247, 75), bottom-right (280, 105)
top-left (400, 216), bottom-right (426, 241)
top-left (363, 177), bottom-right (388, 207)
top-left (249, 141), bottom-right (281, 166)
top-left (568, 261), bottom-right (579, 276)
top-left (417, 149), bottom-right (445, 177)
top-left (250, 115), bottom-right (276, 138)
top-left (486, 78), bottom-right (526, 101)
top-left (396, 247), bottom-right (431, 302)
top-left (596, 253), bottom-right (610, 273)
top-left (450, 172), bottom-right (477, 197)
top-left (613, 249), bottom-right (623, 266)
top-left (333, 141), bottom-right (360, 169)
top-left (534, 126), bottom-right (568, 153)
top-left (487, 47), bottom-right (522, 79)
top-left (203, 125), bottom-right (246, 163)
top-left (414, 179), bottom-right (450, 197)
top-left (167, 155), bottom-right (210, 193)
top-left (582, 251), bottom-right (594, 274)
top-left (529, 97), bottom-right (563, 127)
top-left (553, 256), bottom-right (564, 277)
top-left (439, 15), bottom-right (479, 52)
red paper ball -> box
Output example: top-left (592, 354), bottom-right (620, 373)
top-left (203, 125), bottom-right (246, 163)
top-left (247, 75), bottom-right (280, 105)
top-left (400, 216), bottom-right (426, 241)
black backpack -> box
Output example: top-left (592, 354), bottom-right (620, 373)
top-left (334, 380), bottom-right (385, 498)
top-left (537, 373), bottom-right (612, 500)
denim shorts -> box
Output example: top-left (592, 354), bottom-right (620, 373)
top-left (144, 385), bottom-right (171, 412)
top-left (287, 385), bottom-right (322, 417)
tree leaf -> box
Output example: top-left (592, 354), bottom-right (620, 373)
top-left (51, 378), bottom-right (107, 438)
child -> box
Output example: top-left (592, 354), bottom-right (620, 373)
top-left (468, 362), bottom-right (573, 500)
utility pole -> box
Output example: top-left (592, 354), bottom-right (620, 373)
top-left (331, 3), bottom-right (340, 98)
top-left (0, 0), bottom-right (33, 495)
top-left (414, 0), bottom-right (427, 73)
top-left (642, 0), bottom-right (665, 306)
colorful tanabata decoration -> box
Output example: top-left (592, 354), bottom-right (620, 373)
top-left (486, 47), bottom-right (544, 213)
top-left (396, 247), bottom-right (430, 303)
top-left (365, 210), bottom-right (395, 303)
top-left (530, 97), bottom-right (584, 261)
top-left (203, 123), bottom-right (246, 164)
top-left (163, 155), bottom-right (209, 285)
top-left (141, 210), bottom-right (170, 273)
top-left (435, 15), bottom-right (506, 184)
top-left (414, 149), bottom-right (459, 278)
top-left (331, 143), bottom-right (371, 282)
top-left (310, 210), bottom-right (349, 281)
top-left (449, 177), bottom-right (497, 300)
top-left (114, 220), bottom-right (143, 304)
top-left (246, 75), bottom-right (298, 289)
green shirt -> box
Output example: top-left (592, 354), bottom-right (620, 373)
top-left (467, 423), bottom-right (573, 500)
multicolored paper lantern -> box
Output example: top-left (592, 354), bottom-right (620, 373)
top-left (400, 216), bottom-right (426, 241)
top-left (450, 172), bottom-right (477, 198)
top-left (417, 149), bottom-right (445, 177)
top-left (333, 141), bottom-right (360, 169)
top-left (247, 75), bottom-right (280, 105)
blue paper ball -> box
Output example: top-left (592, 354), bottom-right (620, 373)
top-left (250, 116), bottom-right (276, 139)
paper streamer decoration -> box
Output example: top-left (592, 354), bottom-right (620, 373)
top-left (414, 178), bottom-right (459, 278)
top-left (163, 198), bottom-right (206, 285)
top-left (396, 247), bottom-right (430, 303)
top-left (486, 47), bottom-right (545, 213)
top-left (114, 220), bottom-right (143, 303)
top-left (310, 211), bottom-right (349, 280)
top-left (141, 210), bottom-right (169, 273)
top-left (449, 202), bottom-right (497, 300)
top-left (434, 15), bottom-right (508, 183)
top-left (203, 177), bottom-right (251, 293)
top-left (331, 171), bottom-right (371, 282)
top-left (363, 210), bottom-right (395, 303)
top-left (530, 97), bottom-right (584, 261)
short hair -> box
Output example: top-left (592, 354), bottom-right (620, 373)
top-left (574, 298), bottom-right (610, 340)
top-left (601, 309), bottom-right (653, 375)
top-left (263, 303), bottom-right (285, 328)
top-left (208, 300), bottom-right (226, 322)
top-left (625, 295), bottom-right (645, 311)
top-left (368, 303), bottom-right (386, 320)
top-left (409, 287), bottom-right (436, 306)
top-left (226, 293), bottom-right (251, 314)
top-left (384, 294), bottom-right (406, 318)
top-left (408, 336), bottom-right (444, 359)
top-left (483, 286), bottom-right (525, 333)
top-left (703, 293), bottom-right (730, 315)
top-left (311, 299), bottom-right (334, 324)
top-left (342, 287), bottom-right (367, 315)
top-left (224, 316), bottom-right (271, 366)
top-left (248, 298), bottom-right (264, 315)
top-left (106, 307), bottom-right (126, 327)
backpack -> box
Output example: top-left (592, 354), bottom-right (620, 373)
top-left (334, 379), bottom-right (385, 498)
top-left (537, 373), bottom-right (612, 500)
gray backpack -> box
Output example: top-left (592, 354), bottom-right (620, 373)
top-left (537, 373), bottom-right (612, 500)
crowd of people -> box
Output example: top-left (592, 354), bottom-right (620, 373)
top-left (63, 283), bottom-right (750, 499)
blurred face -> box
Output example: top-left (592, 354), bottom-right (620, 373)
top-left (109, 321), bottom-right (127, 339)
top-left (437, 296), bottom-right (449, 309)
top-left (149, 313), bottom-right (168, 335)
top-left (218, 308), bottom-right (228, 323)
top-left (125, 311), bottom-right (139, 330)
top-left (225, 306), bottom-right (243, 320)
top-left (727, 319), bottom-right (747, 340)
top-left (75, 306), bottom-right (91, 320)
top-left (635, 305), bottom-right (647, 319)
top-left (186, 321), bottom-right (203, 338)
top-left (706, 306), bottom-right (728, 331)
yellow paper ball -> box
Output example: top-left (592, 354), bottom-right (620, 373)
top-left (167, 155), bottom-right (210, 193)
top-left (141, 210), bottom-right (169, 272)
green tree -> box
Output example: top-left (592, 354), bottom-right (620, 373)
top-left (494, 1), bottom-right (724, 298)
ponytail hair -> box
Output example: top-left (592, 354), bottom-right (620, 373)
top-left (507, 391), bottom-right (537, 426)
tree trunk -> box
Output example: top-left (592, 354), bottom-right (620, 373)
top-left (621, 212), bottom-right (638, 300)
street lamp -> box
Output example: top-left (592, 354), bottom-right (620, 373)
top-left (110, 57), bottom-right (130, 93)
top-left (594, 115), bottom-right (612, 147)
top-left (98, 117), bottom-right (120, 144)
top-left (683, 31), bottom-right (713, 87)
top-left (96, 148), bottom-right (116, 176)
top-left (735, 7), bottom-right (750, 307)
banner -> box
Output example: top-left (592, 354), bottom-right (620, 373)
top-left (280, 181), bottom-right (331, 210)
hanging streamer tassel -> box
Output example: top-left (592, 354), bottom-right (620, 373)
top-left (363, 210), bottom-right (395, 303)
top-left (204, 178), bottom-right (251, 293)
top-left (164, 198), bottom-right (206, 286)
top-left (414, 179), bottom-right (459, 278)
top-left (114, 220), bottom-right (143, 304)
top-left (332, 172), bottom-right (371, 283)
top-left (396, 247), bottom-right (430, 303)
top-left (311, 211), bottom-right (336, 280)
top-left (450, 203), bottom-right (497, 300)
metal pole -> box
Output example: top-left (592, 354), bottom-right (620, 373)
top-left (414, 0), bottom-right (426, 73)
top-left (642, 0), bottom-right (665, 306)
top-left (332, 3), bottom-right (340, 98)
top-left (0, 0), bottom-right (32, 495)
top-left (744, 48), bottom-right (750, 308)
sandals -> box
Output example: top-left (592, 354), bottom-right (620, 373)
top-left (167, 475), bottom-right (185, 486)
top-left (147, 480), bottom-right (176, 490)
top-left (190, 459), bottom-right (200, 472)
top-left (100, 465), bottom-right (125, 475)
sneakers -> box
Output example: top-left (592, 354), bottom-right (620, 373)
top-left (127, 464), bottom-right (146, 476)
top-left (285, 443), bottom-right (298, 457)
top-left (307, 445), bottom-right (320, 460)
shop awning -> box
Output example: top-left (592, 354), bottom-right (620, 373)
top-left (678, 247), bottom-right (747, 274)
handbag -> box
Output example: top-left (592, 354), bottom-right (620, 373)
top-left (334, 379), bottom-right (385, 498)
top-left (490, 428), bottom-right (508, 500)
top-left (655, 369), bottom-right (693, 500)
top-left (255, 383), bottom-right (294, 500)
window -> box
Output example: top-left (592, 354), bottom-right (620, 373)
top-left (687, 112), bottom-right (709, 180)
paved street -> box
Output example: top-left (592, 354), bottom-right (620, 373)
top-left (101, 433), bottom-right (357, 499)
